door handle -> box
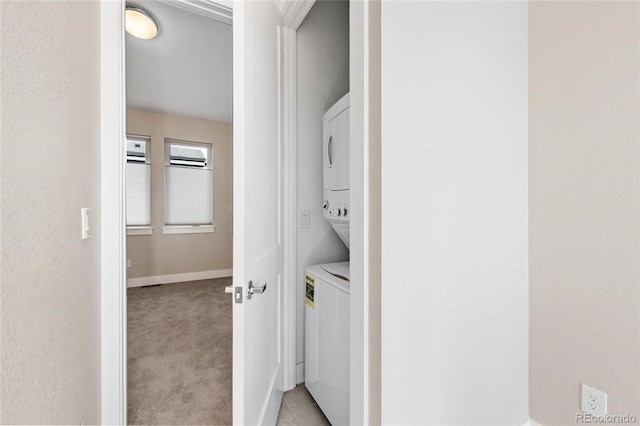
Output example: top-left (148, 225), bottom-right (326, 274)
top-left (327, 135), bottom-right (333, 168)
top-left (247, 281), bottom-right (267, 300)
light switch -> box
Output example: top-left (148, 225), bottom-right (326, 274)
top-left (299, 210), bottom-right (310, 229)
top-left (81, 208), bottom-right (90, 239)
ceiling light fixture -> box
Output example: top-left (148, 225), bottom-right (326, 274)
top-left (125, 6), bottom-right (158, 40)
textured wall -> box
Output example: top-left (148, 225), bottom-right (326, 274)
top-left (380, 2), bottom-right (528, 424)
top-left (126, 107), bottom-right (233, 278)
top-left (296, 0), bottom-right (350, 373)
top-left (0, 1), bottom-right (102, 423)
top-left (529, 2), bottom-right (640, 423)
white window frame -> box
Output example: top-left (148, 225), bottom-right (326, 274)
top-left (126, 134), bottom-right (153, 235)
top-left (162, 138), bottom-right (215, 235)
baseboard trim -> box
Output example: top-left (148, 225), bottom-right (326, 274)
top-left (127, 269), bottom-right (233, 288)
top-left (296, 362), bottom-right (305, 384)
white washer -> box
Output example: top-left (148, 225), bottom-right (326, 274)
top-left (305, 262), bottom-right (350, 426)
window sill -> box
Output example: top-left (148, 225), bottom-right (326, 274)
top-left (162, 225), bottom-right (215, 235)
top-left (127, 226), bottom-right (153, 236)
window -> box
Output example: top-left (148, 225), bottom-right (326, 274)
top-left (163, 139), bottom-right (214, 234)
top-left (126, 135), bottom-right (152, 234)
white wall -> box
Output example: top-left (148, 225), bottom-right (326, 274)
top-left (529, 2), bottom-right (640, 423)
top-left (0, 1), bottom-right (102, 423)
top-left (295, 0), bottom-right (349, 375)
top-left (380, 2), bottom-right (528, 424)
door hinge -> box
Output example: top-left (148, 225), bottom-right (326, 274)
top-left (234, 286), bottom-right (243, 304)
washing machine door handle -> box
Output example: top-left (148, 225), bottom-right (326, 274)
top-left (247, 280), bottom-right (267, 300)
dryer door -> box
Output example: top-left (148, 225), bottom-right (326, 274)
top-left (324, 106), bottom-right (350, 191)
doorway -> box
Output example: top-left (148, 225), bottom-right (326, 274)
top-left (123, 1), bottom-right (233, 423)
top-left (99, 0), bottom-right (373, 423)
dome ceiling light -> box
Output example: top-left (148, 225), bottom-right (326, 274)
top-left (125, 6), bottom-right (159, 40)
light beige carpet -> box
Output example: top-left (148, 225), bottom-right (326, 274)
top-left (127, 278), bottom-right (233, 425)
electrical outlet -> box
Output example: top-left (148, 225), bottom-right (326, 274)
top-left (582, 384), bottom-right (607, 416)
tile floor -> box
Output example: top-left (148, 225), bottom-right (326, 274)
top-left (276, 385), bottom-right (331, 426)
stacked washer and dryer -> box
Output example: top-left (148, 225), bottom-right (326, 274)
top-left (305, 93), bottom-right (350, 426)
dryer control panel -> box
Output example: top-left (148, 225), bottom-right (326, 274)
top-left (323, 200), bottom-right (348, 219)
top-left (322, 188), bottom-right (349, 224)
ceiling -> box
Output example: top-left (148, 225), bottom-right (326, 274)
top-left (125, 1), bottom-right (233, 123)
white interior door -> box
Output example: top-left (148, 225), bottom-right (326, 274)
top-left (232, 1), bottom-right (285, 425)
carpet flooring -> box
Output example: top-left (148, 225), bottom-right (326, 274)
top-left (127, 278), bottom-right (233, 425)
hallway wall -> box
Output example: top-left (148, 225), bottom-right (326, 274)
top-left (295, 0), bottom-right (350, 378)
top-left (0, 1), bottom-right (102, 423)
top-left (529, 2), bottom-right (640, 423)
top-left (126, 107), bottom-right (233, 281)
top-left (380, 2), bottom-right (529, 424)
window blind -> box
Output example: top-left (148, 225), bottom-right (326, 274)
top-left (126, 162), bottom-right (151, 226)
top-left (164, 166), bottom-right (212, 225)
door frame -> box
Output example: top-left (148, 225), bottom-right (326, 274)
top-left (280, 1), bottom-right (376, 423)
top-left (278, 0), bottom-right (314, 392)
top-left (99, 0), bottom-right (373, 423)
top-left (100, 1), bottom-right (126, 423)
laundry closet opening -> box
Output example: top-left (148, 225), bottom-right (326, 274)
top-left (291, 1), bottom-right (350, 424)
top-left (123, 2), bottom-right (233, 424)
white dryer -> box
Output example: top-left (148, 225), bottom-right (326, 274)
top-left (323, 93), bottom-right (350, 249)
top-left (305, 262), bottom-right (350, 426)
